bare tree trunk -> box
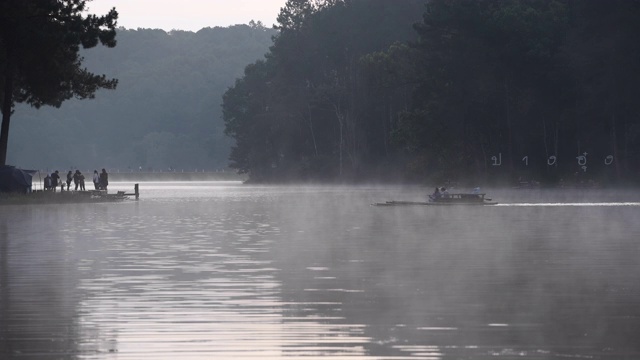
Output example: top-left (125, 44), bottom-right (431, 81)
top-left (554, 123), bottom-right (558, 168)
top-left (624, 122), bottom-right (630, 174)
top-left (345, 54), bottom-right (359, 174)
top-left (543, 119), bottom-right (549, 160)
top-left (1, 63), bottom-right (14, 166)
top-left (543, 119), bottom-right (559, 173)
top-left (481, 142), bottom-right (488, 174)
top-left (384, 99), bottom-right (391, 156)
top-left (305, 106), bottom-right (318, 157)
top-left (504, 78), bottom-right (513, 175)
top-left (611, 113), bottom-right (621, 179)
top-left (333, 103), bottom-right (344, 176)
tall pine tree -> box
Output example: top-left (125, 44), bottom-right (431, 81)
top-left (0, 0), bottom-right (118, 165)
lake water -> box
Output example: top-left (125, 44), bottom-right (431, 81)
top-left (2, 182), bottom-right (640, 359)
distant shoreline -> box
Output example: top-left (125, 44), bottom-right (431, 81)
top-left (30, 171), bottom-right (246, 183)
top-left (108, 171), bottom-right (246, 182)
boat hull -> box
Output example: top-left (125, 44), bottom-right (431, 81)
top-left (426, 201), bottom-right (497, 206)
top-left (373, 200), bottom-right (498, 206)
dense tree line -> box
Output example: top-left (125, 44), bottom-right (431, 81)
top-left (223, 0), bottom-right (425, 182)
top-left (7, 23), bottom-right (276, 171)
top-left (223, 0), bottom-right (640, 185)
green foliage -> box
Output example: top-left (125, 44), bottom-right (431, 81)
top-left (222, 0), bottom-right (640, 185)
top-left (403, 0), bottom-right (640, 185)
top-left (223, 0), bottom-right (425, 182)
top-left (0, 0), bottom-right (118, 165)
top-left (7, 25), bottom-right (276, 171)
top-left (404, 0), bottom-right (572, 182)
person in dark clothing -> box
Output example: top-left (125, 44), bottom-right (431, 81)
top-left (79, 171), bottom-right (85, 191)
top-left (99, 168), bottom-right (109, 191)
top-left (44, 174), bottom-right (52, 191)
top-left (50, 171), bottom-right (60, 192)
top-left (73, 170), bottom-right (81, 190)
top-left (66, 171), bottom-right (73, 191)
top-left (430, 187), bottom-right (441, 201)
top-left (93, 170), bottom-right (100, 190)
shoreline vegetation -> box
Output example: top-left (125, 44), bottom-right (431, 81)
top-left (221, 1), bottom-right (640, 185)
top-left (109, 171), bottom-right (246, 182)
top-left (3, 178), bottom-right (639, 207)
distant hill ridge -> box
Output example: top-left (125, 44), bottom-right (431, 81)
top-left (9, 24), bottom-right (277, 172)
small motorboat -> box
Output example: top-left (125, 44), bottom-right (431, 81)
top-left (427, 192), bottom-right (497, 205)
top-left (372, 192), bottom-right (497, 206)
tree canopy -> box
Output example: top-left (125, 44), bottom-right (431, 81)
top-left (223, 0), bottom-right (640, 185)
top-left (0, 0), bottom-right (118, 165)
top-left (223, 0), bottom-right (425, 182)
top-left (402, 0), bottom-right (640, 185)
top-left (8, 24), bottom-right (276, 171)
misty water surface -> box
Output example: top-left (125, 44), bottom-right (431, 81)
top-left (1, 182), bottom-right (640, 359)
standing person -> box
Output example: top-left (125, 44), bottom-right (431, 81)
top-left (44, 174), bottom-right (52, 191)
top-left (78, 171), bottom-right (86, 191)
top-left (66, 171), bottom-right (73, 191)
top-left (99, 168), bottom-right (109, 191)
top-left (93, 170), bottom-right (100, 190)
top-left (50, 170), bottom-right (60, 192)
top-left (73, 170), bottom-right (81, 190)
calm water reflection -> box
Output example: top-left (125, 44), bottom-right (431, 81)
top-left (2, 182), bottom-right (640, 359)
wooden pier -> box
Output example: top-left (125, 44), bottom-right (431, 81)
top-left (1, 183), bottom-right (140, 205)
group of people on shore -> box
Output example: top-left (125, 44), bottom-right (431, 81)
top-left (43, 169), bottom-right (109, 192)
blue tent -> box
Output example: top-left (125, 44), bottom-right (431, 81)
top-left (0, 166), bottom-right (37, 193)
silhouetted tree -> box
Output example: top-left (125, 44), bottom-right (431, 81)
top-left (223, 0), bottom-right (640, 184)
top-left (0, 0), bottom-right (118, 165)
top-left (223, 0), bottom-right (424, 182)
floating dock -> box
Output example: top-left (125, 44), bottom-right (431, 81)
top-left (1, 184), bottom-right (140, 205)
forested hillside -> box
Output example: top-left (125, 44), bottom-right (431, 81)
top-left (8, 23), bottom-right (276, 172)
top-left (224, 0), bottom-right (640, 185)
top-left (223, 0), bottom-right (426, 183)
top-left (8, 0), bottom-right (639, 186)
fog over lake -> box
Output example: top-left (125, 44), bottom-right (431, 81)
top-left (2, 182), bottom-right (640, 359)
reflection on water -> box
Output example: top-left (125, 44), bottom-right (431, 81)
top-left (2, 183), bottom-right (640, 359)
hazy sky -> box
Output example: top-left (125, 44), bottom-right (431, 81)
top-left (88, 0), bottom-right (287, 32)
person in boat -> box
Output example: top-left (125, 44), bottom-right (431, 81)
top-left (430, 187), bottom-right (441, 201)
top-left (440, 187), bottom-right (449, 198)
